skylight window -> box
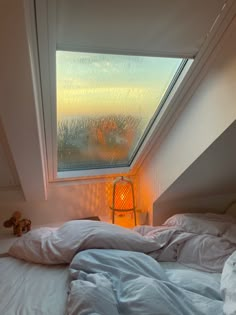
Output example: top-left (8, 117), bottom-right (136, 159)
top-left (56, 51), bottom-right (186, 173)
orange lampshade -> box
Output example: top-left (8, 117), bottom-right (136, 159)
top-left (110, 176), bottom-right (136, 225)
top-left (112, 176), bottom-right (135, 210)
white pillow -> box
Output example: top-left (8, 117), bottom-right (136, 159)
top-left (222, 224), bottom-right (236, 244)
top-left (177, 234), bottom-right (234, 272)
top-left (8, 227), bottom-right (57, 264)
top-left (8, 220), bottom-right (161, 264)
top-left (163, 213), bottom-right (234, 236)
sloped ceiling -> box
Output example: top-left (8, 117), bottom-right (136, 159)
top-left (155, 120), bottom-right (236, 204)
top-left (0, 0), bottom-right (47, 201)
top-left (0, 120), bottom-right (19, 188)
top-left (0, 143), bottom-right (18, 188)
top-left (152, 120), bottom-right (236, 224)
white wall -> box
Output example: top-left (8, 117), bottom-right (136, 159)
top-left (0, 183), bottom-right (106, 230)
top-left (0, 176), bottom-right (139, 229)
top-left (0, 181), bottom-right (111, 228)
top-left (138, 17), bottom-right (236, 223)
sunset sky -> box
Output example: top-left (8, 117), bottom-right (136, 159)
top-left (56, 51), bottom-right (183, 120)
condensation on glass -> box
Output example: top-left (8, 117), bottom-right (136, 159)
top-left (56, 51), bottom-right (184, 172)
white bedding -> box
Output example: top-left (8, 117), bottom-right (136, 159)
top-left (221, 251), bottom-right (236, 315)
top-left (160, 262), bottom-right (222, 300)
top-left (68, 249), bottom-right (223, 315)
top-left (0, 256), bottom-right (69, 315)
top-left (0, 255), bottom-right (223, 315)
top-left (8, 216), bottom-right (236, 272)
top-left (3, 214), bottom-right (236, 315)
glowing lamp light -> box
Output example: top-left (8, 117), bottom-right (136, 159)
top-left (110, 176), bottom-right (136, 225)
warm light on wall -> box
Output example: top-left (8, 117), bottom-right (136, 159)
top-left (110, 176), bottom-right (136, 225)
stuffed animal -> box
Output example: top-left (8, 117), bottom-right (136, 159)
top-left (3, 211), bottom-right (31, 237)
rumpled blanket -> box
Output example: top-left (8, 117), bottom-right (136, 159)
top-left (67, 249), bottom-right (224, 315)
top-left (221, 251), bottom-right (236, 315)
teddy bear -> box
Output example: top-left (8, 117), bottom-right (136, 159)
top-left (3, 211), bottom-right (31, 237)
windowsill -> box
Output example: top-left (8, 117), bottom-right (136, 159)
top-left (56, 166), bottom-right (131, 181)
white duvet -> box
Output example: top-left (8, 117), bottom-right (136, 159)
top-left (7, 214), bottom-right (236, 314)
top-left (68, 249), bottom-right (223, 315)
top-left (221, 251), bottom-right (236, 315)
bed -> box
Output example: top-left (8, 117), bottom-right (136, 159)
top-left (0, 211), bottom-right (236, 315)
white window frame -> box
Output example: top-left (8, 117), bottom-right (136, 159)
top-left (35, 0), bottom-right (195, 182)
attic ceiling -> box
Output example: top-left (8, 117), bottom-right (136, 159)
top-left (0, 120), bottom-right (19, 188)
top-left (56, 0), bottom-right (226, 57)
top-left (156, 120), bottom-right (236, 203)
top-left (0, 142), bottom-right (18, 188)
top-left (0, 0), bottom-right (233, 201)
top-left (152, 120), bottom-right (236, 225)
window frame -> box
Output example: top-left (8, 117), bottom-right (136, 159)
top-left (35, 0), bottom-right (193, 182)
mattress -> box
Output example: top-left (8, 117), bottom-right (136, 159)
top-left (0, 256), bottom-right (69, 315)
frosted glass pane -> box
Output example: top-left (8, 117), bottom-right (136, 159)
top-left (56, 51), bottom-right (183, 171)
